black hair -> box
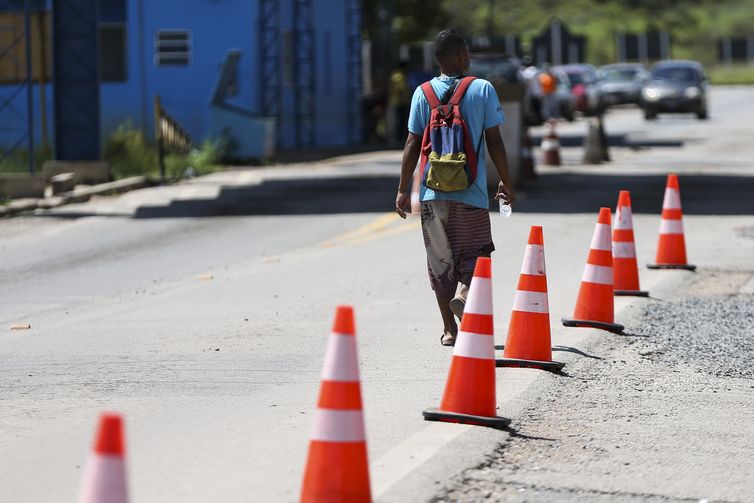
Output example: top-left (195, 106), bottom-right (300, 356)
top-left (433, 30), bottom-right (467, 64)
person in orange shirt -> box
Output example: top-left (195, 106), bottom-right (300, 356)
top-left (538, 65), bottom-right (558, 120)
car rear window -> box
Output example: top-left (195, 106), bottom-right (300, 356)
top-left (652, 66), bottom-right (697, 82)
top-left (602, 69), bottom-right (639, 81)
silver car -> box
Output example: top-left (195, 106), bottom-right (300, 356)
top-left (597, 63), bottom-right (649, 108)
top-left (640, 60), bottom-right (709, 120)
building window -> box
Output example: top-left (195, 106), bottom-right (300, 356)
top-left (100, 25), bottom-right (127, 81)
top-left (155, 30), bottom-right (191, 66)
top-left (99, 0), bottom-right (127, 81)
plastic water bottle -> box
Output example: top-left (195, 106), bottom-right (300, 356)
top-left (499, 199), bottom-right (512, 218)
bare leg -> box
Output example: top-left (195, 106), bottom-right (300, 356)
top-left (449, 282), bottom-right (469, 322)
top-left (435, 292), bottom-right (458, 343)
top-left (457, 282), bottom-right (469, 301)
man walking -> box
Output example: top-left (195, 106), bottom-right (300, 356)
top-left (395, 30), bottom-right (514, 346)
top-left (538, 64), bottom-right (558, 120)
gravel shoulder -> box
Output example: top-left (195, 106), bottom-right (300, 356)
top-left (434, 269), bottom-right (754, 503)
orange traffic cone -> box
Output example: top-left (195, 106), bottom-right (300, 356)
top-left (496, 226), bottom-right (564, 371)
top-left (647, 174), bottom-right (696, 271)
top-left (613, 191), bottom-right (649, 297)
top-left (423, 257), bottom-right (510, 430)
top-left (541, 120), bottom-right (561, 166)
top-left (562, 208), bottom-right (625, 334)
top-left (301, 306), bottom-right (371, 503)
top-left (78, 413), bottom-right (128, 503)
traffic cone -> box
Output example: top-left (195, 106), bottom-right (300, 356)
top-left (647, 174), bottom-right (696, 271)
top-left (613, 191), bottom-right (649, 297)
top-left (562, 208), bottom-right (625, 334)
top-left (496, 226), bottom-right (564, 371)
top-left (541, 119), bottom-right (561, 166)
top-left (78, 413), bottom-right (128, 503)
top-left (423, 257), bottom-right (511, 430)
top-left (301, 305), bottom-right (371, 503)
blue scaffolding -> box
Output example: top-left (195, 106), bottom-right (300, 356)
top-left (52, 0), bottom-right (100, 160)
top-left (293, 0), bottom-right (314, 148)
top-left (259, 0), bottom-right (281, 143)
top-left (345, 0), bottom-right (362, 144)
top-left (0, 0), bottom-right (34, 173)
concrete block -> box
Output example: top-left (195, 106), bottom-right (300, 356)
top-left (50, 172), bottom-right (76, 195)
top-left (61, 175), bottom-right (147, 204)
top-left (0, 174), bottom-right (46, 199)
top-left (7, 198), bottom-right (39, 214)
top-left (43, 160), bottom-right (111, 185)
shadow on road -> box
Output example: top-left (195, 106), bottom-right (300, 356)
top-left (532, 132), bottom-right (687, 149)
top-left (515, 173), bottom-right (754, 215)
top-left (37, 171), bottom-right (754, 219)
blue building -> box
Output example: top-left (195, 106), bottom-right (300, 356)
top-left (0, 0), bottom-right (363, 161)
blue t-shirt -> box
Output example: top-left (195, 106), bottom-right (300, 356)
top-left (408, 75), bottom-right (505, 209)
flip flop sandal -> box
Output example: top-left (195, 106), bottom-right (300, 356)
top-left (449, 296), bottom-right (466, 322)
top-left (440, 333), bottom-right (456, 346)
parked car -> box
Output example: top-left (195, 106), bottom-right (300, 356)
top-left (641, 60), bottom-right (709, 120)
top-left (469, 53), bottom-right (522, 84)
top-left (553, 64), bottom-right (603, 115)
top-left (597, 63), bottom-right (648, 108)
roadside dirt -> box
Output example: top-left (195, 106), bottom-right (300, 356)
top-left (434, 270), bottom-right (754, 503)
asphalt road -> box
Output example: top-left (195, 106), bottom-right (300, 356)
top-left (1, 86), bottom-right (753, 502)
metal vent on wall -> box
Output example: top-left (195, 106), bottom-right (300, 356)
top-left (155, 30), bottom-right (191, 66)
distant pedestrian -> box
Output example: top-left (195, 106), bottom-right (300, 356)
top-left (395, 29), bottom-right (515, 347)
top-left (538, 64), bottom-right (558, 120)
top-left (388, 61), bottom-right (411, 144)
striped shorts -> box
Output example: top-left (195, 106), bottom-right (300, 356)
top-left (420, 200), bottom-right (495, 297)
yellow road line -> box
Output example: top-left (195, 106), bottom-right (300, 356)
top-left (319, 213), bottom-right (419, 248)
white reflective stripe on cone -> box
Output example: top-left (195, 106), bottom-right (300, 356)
top-left (521, 244), bottom-right (546, 276)
top-left (582, 264), bottom-right (613, 285)
top-left (659, 218), bottom-right (684, 235)
top-left (614, 206), bottom-right (633, 230)
top-left (464, 277), bottom-right (493, 315)
top-left (453, 331), bottom-right (494, 360)
top-left (321, 334), bottom-right (360, 382)
top-left (662, 188), bottom-right (682, 210)
top-left (310, 409), bottom-right (366, 442)
top-left (590, 223), bottom-right (612, 251)
top-left (541, 139), bottom-right (559, 150)
top-left (612, 241), bottom-right (637, 258)
top-left (78, 455), bottom-right (128, 503)
top-left (512, 290), bottom-right (549, 314)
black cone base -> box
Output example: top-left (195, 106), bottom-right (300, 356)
top-left (614, 289), bottom-right (650, 297)
top-left (647, 263), bottom-right (697, 271)
top-left (495, 357), bottom-right (565, 372)
top-left (562, 317), bottom-right (625, 334)
top-left (422, 407), bottom-right (510, 430)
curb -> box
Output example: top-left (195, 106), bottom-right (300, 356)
top-left (0, 176), bottom-right (149, 218)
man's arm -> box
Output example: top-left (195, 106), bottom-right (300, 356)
top-left (484, 126), bottom-right (515, 205)
top-left (395, 132), bottom-right (422, 219)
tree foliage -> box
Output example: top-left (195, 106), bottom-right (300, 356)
top-left (363, 0), bottom-right (754, 65)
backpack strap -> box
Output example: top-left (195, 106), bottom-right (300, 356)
top-left (420, 81), bottom-right (441, 109)
top-left (448, 76), bottom-right (477, 106)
